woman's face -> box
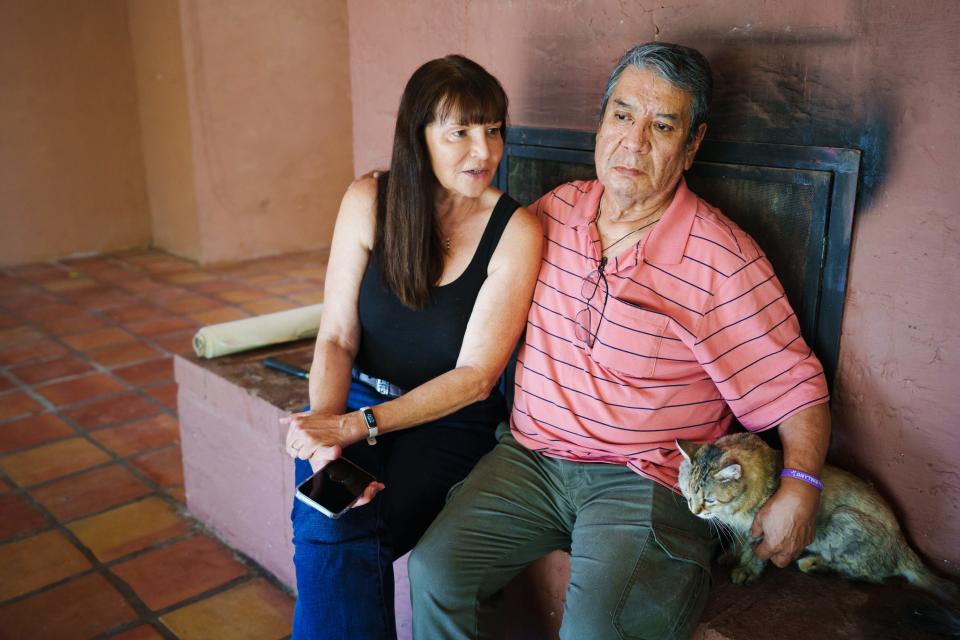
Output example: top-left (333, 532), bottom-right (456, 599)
top-left (424, 113), bottom-right (504, 200)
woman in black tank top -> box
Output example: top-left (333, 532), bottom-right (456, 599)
top-left (282, 56), bottom-right (541, 640)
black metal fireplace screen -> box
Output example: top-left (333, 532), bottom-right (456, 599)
top-left (494, 127), bottom-right (860, 385)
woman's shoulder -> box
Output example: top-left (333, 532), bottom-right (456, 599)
top-left (334, 174), bottom-right (380, 251)
top-left (343, 174), bottom-right (380, 210)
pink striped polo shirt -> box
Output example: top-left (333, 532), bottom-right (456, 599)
top-left (511, 178), bottom-right (829, 490)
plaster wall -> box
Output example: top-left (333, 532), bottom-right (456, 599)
top-left (348, 0), bottom-right (960, 573)
top-left (127, 0), bottom-right (201, 261)
top-left (0, 0), bottom-right (151, 266)
top-left (178, 0), bottom-right (355, 264)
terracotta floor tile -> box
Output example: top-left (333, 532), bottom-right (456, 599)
top-left (287, 266), bottom-right (326, 280)
top-left (0, 571), bottom-right (137, 639)
top-left (38, 312), bottom-right (109, 336)
top-left (189, 279), bottom-right (237, 294)
top-left (11, 354), bottom-right (94, 385)
top-left (289, 290), bottom-right (324, 305)
top-left (116, 277), bottom-right (165, 294)
top-left (67, 497), bottom-right (191, 562)
top-left (125, 316), bottom-right (195, 337)
top-left (216, 288), bottom-right (269, 304)
top-left (0, 338), bottom-right (68, 366)
top-left (103, 303), bottom-right (163, 324)
top-left (36, 373), bottom-right (126, 406)
top-left (113, 358), bottom-right (174, 387)
top-left (112, 535), bottom-right (248, 610)
top-left (31, 463), bottom-right (152, 521)
top-left (145, 382), bottom-right (178, 410)
top-left (0, 437), bottom-right (111, 486)
top-left (263, 280), bottom-right (317, 295)
top-left (63, 287), bottom-right (136, 311)
top-left (91, 414), bottom-right (180, 457)
top-left (151, 329), bottom-right (197, 356)
top-left (0, 413), bottom-right (74, 454)
top-left (0, 530), bottom-right (92, 600)
top-left (63, 393), bottom-right (162, 431)
top-left (158, 295), bottom-right (221, 314)
top-left (131, 445), bottom-right (184, 487)
top-left (17, 301), bottom-right (83, 322)
top-left (0, 312), bottom-right (19, 329)
top-left (131, 255), bottom-right (194, 274)
top-left (107, 624), bottom-right (166, 639)
top-left (0, 390), bottom-right (43, 421)
top-left (62, 327), bottom-right (135, 352)
top-left (146, 286), bottom-right (195, 304)
top-left (41, 276), bottom-right (99, 292)
top-left (6, 263), bottom-right (67, 281)
top-left (160, 579), bottom-right (294, 640)
top-left (241, 297), bottom-right (301, 315)
top-left (0, 374), bottom-right (13, 393)
top-left (165, 270), bottom-right (217, 284)
top-left (167, 485), bottom-right (186, 504)
top-left (189, 307), bottom-right (251, 325)
top-left (0, 324), bottom-right (45, 348)
top-left (0, 290), bottom-right (59, 311)
top-left (0, 493), bottom-right (48, 539)
top-left (88, 341), bottom-right (163, 368)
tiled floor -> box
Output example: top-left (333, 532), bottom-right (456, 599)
top-left (0, 249), bottom-right (328, 639)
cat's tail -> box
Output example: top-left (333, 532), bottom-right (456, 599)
top-left (898, 594), bottom-right (960, 637)
top-left (900, 547), bottom-right (960, 606)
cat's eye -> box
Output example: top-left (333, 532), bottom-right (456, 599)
top-left (704, 497), bottom-right (717, 505)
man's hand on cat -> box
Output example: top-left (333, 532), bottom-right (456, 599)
top-left (749, 481), bottom-right (820, 567)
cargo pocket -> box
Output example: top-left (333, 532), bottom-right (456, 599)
top-left (612, 525), bottom-right (713, 640)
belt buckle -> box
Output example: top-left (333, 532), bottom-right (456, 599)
top-left (376, 378), bottom-right (390, 396)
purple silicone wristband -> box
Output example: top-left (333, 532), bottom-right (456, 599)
top-left (780, 468), bottom-right (824, 491)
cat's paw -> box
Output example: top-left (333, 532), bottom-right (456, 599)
top-left (730, 565), bottom-right (760, 585)
top-left (797, 554), bottom-right (829, 574)
top-left (718, 550), bottom-right (740, 567)
top-left (730, 554), bottom-right (766, 585)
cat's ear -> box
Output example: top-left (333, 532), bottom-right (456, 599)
top-left (715, 463), bottom-right (742, 482)
top-left (676, 440), bottom-right (702, 463)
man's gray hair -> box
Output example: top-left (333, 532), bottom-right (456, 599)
top-left (599, 42), bottom-right (713, 143)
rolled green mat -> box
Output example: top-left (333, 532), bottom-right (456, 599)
top-left (192, 304), bottom-right (323, 358)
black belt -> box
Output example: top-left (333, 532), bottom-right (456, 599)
top-left (352, 369), bottom-right (406, 398)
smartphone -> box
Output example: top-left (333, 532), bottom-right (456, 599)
top-left (295, 457), bottom-right (377, 519)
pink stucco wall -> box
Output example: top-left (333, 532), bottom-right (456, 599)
top-left (347, 0), bottom-right (960, 573)
top-left (178, 0), bottom-right (355, 264)
top-left (0, 0), bottom-right (151, 266)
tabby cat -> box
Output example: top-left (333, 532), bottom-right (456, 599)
top-left (676, 432), bottom-right (957, 604)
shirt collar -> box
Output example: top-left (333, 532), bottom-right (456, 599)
top-left (568, 177), bottom-right (698, 267)
top-left (643, 178), bottom-right (699, 265)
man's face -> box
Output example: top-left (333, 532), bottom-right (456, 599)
top-left (595, 66), bottom-right (705, 210)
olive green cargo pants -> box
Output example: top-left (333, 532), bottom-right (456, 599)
top-left (409, 426), bottom-right (715, 640)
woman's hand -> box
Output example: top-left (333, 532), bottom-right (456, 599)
top-left (281, 410), bottom-right (360, 461)
top-left (282, 411), bottom-right (385, 507)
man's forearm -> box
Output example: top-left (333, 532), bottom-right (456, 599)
top-left (778, 402), bottom-right (831, 482)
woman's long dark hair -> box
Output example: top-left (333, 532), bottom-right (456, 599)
top-left (376, 55), bottom-right (508, 309)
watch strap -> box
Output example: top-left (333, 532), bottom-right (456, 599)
top-left (359, 406), bottom-right (378, 445)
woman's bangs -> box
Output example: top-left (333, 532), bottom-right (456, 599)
top-left (435, 82), bottom-right (506, 126)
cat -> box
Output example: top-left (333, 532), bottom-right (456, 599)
top-left (675, 432), bottom-right (958, 606)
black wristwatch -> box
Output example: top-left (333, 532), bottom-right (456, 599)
top-left (359, 406), bottom-right (378, 445)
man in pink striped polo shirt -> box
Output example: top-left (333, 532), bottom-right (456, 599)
top-left (411, 42), bottom-right (830, 639)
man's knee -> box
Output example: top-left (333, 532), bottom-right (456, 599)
top-left (408, 528), bottom-right (453, 595)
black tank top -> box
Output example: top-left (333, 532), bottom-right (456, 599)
top-left (354, 187), bottom-right (521, 426)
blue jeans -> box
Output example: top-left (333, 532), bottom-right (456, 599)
top-left (291, 380), bottom-right (498, 640)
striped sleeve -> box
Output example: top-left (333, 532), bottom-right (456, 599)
top-left (690, 255), bottom-right (829, 431)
